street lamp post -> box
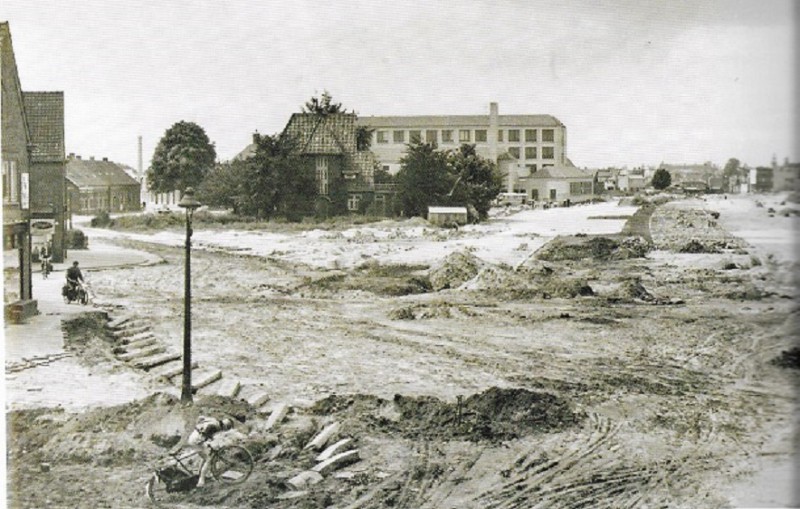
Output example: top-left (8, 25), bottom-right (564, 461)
top-left (177, 187), bottom-right (201, 403)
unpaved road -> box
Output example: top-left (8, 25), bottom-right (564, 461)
top-left (6, 194), bottom-right (798, 508)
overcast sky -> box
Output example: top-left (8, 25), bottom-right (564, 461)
top-left (4, 0), bottom-right (797, 169)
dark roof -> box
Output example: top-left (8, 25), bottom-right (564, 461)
top-left (283, 113), bottom-right (358, 155)
top-left (66, 157), bottom-right (140, 188)
top-left (23, 92), bottom-right (65, 162)
top-left (357, 114), bottom-right (563, 128)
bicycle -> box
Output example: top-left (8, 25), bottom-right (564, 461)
top-left (145, 442), bottom-right (254, 505)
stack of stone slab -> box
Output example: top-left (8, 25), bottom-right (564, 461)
top-left (285, 422), bottom-right (361, 492)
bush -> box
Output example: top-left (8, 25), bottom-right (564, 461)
top-left (66, 229), bottom-right (88, 249)
top-left (90, 211), bottom-right (113, 227)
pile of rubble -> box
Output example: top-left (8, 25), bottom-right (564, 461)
top-left (535, 235), bottom-right (651, 262)
top-left (650, 207), bottom-right (746, 252)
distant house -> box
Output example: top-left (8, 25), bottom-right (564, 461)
top-left (23, 91), bottom-right (67, 262)
top-left (617, 168), bottom-right (646, 193)
top-left (66, 154), bottom-right (142, 214)
top-left (594, 168), bottom-right (621, 191)
top-left (238, 112), bottom-right (392, 216)
top-left (773, 158), bottom-right (800, 192)
top-left (428, 206), bottom-right (468, 226)
top-left (523, 165), bottom-right (595, 204)
top-left (750, 167), bottom-right (773, 193)
top-left (658, 162), bottom-right (719, 185)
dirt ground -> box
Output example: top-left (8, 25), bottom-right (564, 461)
top-left (6, 194), bottom-right (799, 508)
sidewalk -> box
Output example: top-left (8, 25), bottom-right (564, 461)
top-left (4, 240), bottom-right (164, 411)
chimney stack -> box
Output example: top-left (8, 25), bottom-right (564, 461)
top-left (138, 136), bottom-right (143, 176)
top-left (76, 155), bottom-right (81, 160)
top-left (489, 102), bottom-right (499, 164)
top-left (253, 131), bottom-right (261, 144)
top-left (102, 157), bottom-right (108, 162)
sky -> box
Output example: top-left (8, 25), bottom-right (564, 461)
top-left (3, 0), bottom-right (797, 170)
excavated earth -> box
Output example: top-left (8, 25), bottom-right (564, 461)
top-left (6, 195), bottom-right (799, 508)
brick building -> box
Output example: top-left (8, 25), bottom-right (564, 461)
top-left (66, 155), bottom-right (142, 214)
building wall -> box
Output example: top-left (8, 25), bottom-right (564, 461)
top-left (29, 160), bottom-right (66, 262)
top-left (72, 184), bottom-right (141, 214)
top-left (1, 23), bottom-right (33, 301)
top-left (524, 178), bottom-right (594, 203)
top-left (366, 123), bottom-right (567, 175)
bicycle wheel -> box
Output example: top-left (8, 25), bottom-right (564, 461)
top-left (146, 472), bottom-right (196, 506)
top-left (210, 445), bottom-right (253, 485)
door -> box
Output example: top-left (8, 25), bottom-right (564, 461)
top-left (549, 188), bottom-right (557, 200)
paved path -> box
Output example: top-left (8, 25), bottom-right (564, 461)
top-left (4, 240), bottom-right (164, 411)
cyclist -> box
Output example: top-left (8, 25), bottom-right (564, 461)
top-left (173, 415), bottom-right (234, 487)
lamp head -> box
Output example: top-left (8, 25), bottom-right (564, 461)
top-left (178, 187), bottom-right (201, 211)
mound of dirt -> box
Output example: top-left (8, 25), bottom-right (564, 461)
top-left (428, 250), bottom-right (485, 290)
top-left (607, 278), bottom-right (656, 302)
top-left (536, 236), bottom-right (650, 262)
top-left (770, 347), bottom-right (800, 369)
top-left (679, 239), bottom-right (722, 254)
top-left (311, 387), bottom-right (581, 442)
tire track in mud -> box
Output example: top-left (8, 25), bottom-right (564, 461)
top-left (477, 413), bottom-right (621, 509)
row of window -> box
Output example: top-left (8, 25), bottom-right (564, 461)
top-left (569, 182), bottom-right (594, 195)
top-left (508, 146), bottom-right (555, 160)
top-left (2, 160), bottom-right (19, 204)
top-left (376, 128), bottom-right (556, 145)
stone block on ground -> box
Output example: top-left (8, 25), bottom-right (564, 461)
top-left (264, 402), bottom-right (290, 430)
top-left (246, 390), bottom-right (270, 408)
top-left (112, 325), bottom-right (150, 339)
top-left (304, 422), bottom-right (340, 450)
top-left (215, 379), bottom-right (241, 398)
top-left (106, 315), bottom-right (134, 329)
top-left (192, 369), bottom-right (222, 391)
top-left (150, 353), bottom-right (199, 378)
top-left (316, 438), bottom-right (352, 462)
top-left (285, 470), bottom-right (323, 490)
top-left (119, 337), bottom-right (158, 352)
top-left (312, 450), bottom-right (360, 476)
top-left (118, 345), bottom-right (165, 362)
top-left (119, 331), bottom-right (155, 345)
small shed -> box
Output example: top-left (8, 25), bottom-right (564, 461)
top-left (427, 206), bottom-right (468, 226)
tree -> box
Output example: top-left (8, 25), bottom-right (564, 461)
top-left (147, 121), bottom-right (216, 193)
top-left (198, 133), bottom-right (313, 219)
top-left (446, 144), bottom-right (502, 221)
top-left (396, 142), bottom-right (452, 218)
top-left (302, 90), bottom-right (344, 115)
top-left (395, 142), bottom-right (501, 221)
top-left (723, 158), bottom-right (741, 178)
top-left (651, 168), bottom-right (672, 190)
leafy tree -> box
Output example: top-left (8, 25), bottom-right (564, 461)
top-left (651, 168), bottom-right (672, 190)
top-left (147, 121), bottom-right (216, 193)
top-left (395, 142), bottom-right (500, 221)
top-left (199, 133), bottom-right (313, 219)
top-left (446, 144), bottom-right (501, 221)
top-left (396, 142), bottom-right (452, 218)
top-left (723, 158), bottom-right (741, 177)
top-left (356, 126), bottom-right (373, 151)
top-left (373, 165), bottom-right (395, 185)
top-left (302, 90), bottom-right (344, 115)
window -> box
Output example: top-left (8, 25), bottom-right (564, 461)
top-left (542, 129), bottom-right (554, 142)
top-left (377, 131), bottom-right (388, 144)
top-left (530, 189), bottom-right (539, 200)
top-left (475, 130), bottom-right (487, 142)
top-left (569, 182), bottom-right (593, 195)
top-left (426, 130), bottom-right (437, 144)
top-left (526, 164), bottom-right (538, 173)
top-left (525, 147), bottom-right (537, 160)
top-left (459, 130), bottom-right (471, 142)
top-left (508, 147), bottom-right (520, 159)
top-left (393, 130), bottom-right (405, 143)
top-left (508, 129), bottom-right (520, 142)
top-left (410, 130), bottom-right (422, 143)
top-left (382, 165), bottom-right (390, 172)
top-left (316, 156), bottom-right (329, 195)
top-left (542, 147), bottom-right (555, 159)
top-left (347, 194), bottom-right (361, 211)
top-left (525, 129), bottom-right (537, 142)
top-left (441, 130), bottom-right (454, 143)
top-left (2, 160), bottom-right (18, 203)
top-left (497, 130), bottom-right (504, 142)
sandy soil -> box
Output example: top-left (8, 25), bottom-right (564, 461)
top-left (6, 195), bottom-right (799, 508)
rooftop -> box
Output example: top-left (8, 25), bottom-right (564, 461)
top-left (66, 156), bottom-right (140, 188)
top-left (357, 114), bottom-right (563, 129)
top-left (23, 91), bottom-right (65, 162)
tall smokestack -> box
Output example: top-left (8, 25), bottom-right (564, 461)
top-left (138, 135), bottom-right (143, 177)
top-left (489, 102), bottom-right (499, 164)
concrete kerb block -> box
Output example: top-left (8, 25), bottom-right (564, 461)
top-left (115, 337), bottom-right (158, 354)
top-left (304, 422), bottom-right (340, 451)
top-left (118, 332), bottom-right (155, 345)
top-left (285, 470), bottom-right (323, 490)
top-left (192, 369), bottom-right (222, 391)
top-left (264, 402), bottom-right (290, 431)
top-left (112, 325), bottom-right (151, 339)
top-left (118, 345), bottom-right (165, 362)
top-left (246, 391), bottom-right (270, 408)
top-left (316, 438), bottom-right (352, 463)
top-left (311, 450), bottom-right (360, 476)
top-left (106, 315), bottom-right (133, 330)
top-left (148, 359), bottom-right (197, 378)
top-left (216, 379), bottom-right (241, 398)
